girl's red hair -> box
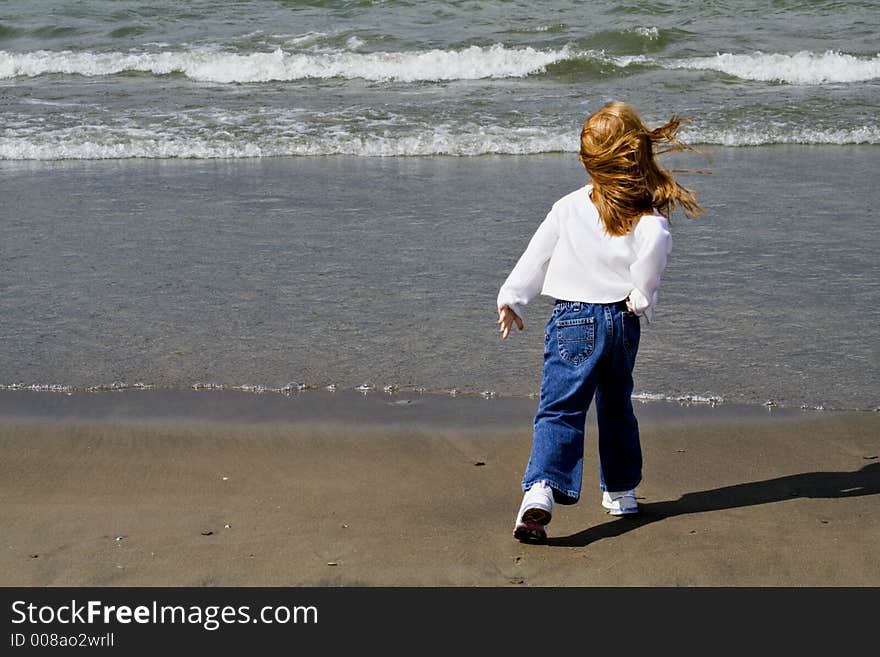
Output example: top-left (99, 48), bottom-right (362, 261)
top-left (579, 101), bottom-right (703, 236)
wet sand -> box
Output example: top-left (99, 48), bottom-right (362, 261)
top-left (1, 390), bottom-right (878, 586)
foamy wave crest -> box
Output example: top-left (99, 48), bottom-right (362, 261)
top-left (0, 44), bottom-right (593, 82)
top-left (630, 27), bottom-right (660, 40)
top-left (0, 126), bottom-right (576, 160)
top-left (683, 125), bottom-right (880, 146)
top-left (4, 121), bottom-right (877, 160)
top-left (0, 382), bottom-right (154, 392)
top-left (667, 50), bottom-right (880, 84)
top-left (4, 46), bottom-right (878, 85)
top-left (0, 137), bottom-right (269, 160)
top-left (633, 392), bottom-right (724, 405)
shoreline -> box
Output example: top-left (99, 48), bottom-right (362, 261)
top-left (0, 387), bottom-right (853, 429)
top-left (1, 389), bottom-right (877, 586)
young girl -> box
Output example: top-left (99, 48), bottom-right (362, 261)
top-left (497, 100), bottom-right (702, 543)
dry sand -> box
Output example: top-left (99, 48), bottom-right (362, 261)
top-left (1, 390), bottom-right (877, 586)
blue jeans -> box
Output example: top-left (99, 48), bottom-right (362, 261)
top-left (522, 299), bottom-right (642, 504)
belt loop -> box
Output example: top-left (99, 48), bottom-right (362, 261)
top-left (572, 302), bottom-right (581, 313)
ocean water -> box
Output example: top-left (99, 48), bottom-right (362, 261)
top-left (1, 2), bottom-right (878, 411)
top-left (2, 147), bottom-right (878, 410)
top-left (1, 1), bottom-right (878, 158)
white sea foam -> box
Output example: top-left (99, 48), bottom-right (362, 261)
top-left (21, 98), bottom-right (83, 107)
top-left (633, 392), bottom-right (724, 405)
top-left (0, 44), bottom-right (591, 82)
top-left (283, 31), bottom-right (330, 47)
top-left (681, 125), bottom-right (880, 146)
top-left (667, 50), bottom-right (880, 84)
top-left (0, 125), bottom-right (576, 160)
top-left (0, 382), bottom-right (154, 392)
top-left (0, 383), bottom-right (863, 411)
top-left (2, 121), bottom-right (876, 161)
top-left (0, 383), bottom-right (76, 393)
top-left (631, 27), bottom-right (660, 40)
top-left (3, 47), bottom-right (875, 84)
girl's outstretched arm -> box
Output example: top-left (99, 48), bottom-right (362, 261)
top-left (496, 206), bottom-right (560, 321)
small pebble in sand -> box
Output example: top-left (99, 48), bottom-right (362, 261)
top-left (224, 524), bottom-right (231, 529)
top-left (221, 476), bottom-right (229, 481)
top-left (115, 536), bottom-right (126, 542)
top-left (30, 554), bottom-right (38, 559)
top-left (201, 531), bottom-right (214, 536)
top-left (474, 461), bottom-right (486, 466)
top-left (327, 562), bottom-right (338, 566)
top-left (342, 524), bottom-right (349, 528)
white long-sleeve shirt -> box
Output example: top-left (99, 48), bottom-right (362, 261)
top-left (497, 184), bottom-right (672, 323)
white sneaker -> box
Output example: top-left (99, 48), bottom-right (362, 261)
top-left (513, 481), bottom-right (553, 542)
top-left (602, 490), bottom-right (639, 515)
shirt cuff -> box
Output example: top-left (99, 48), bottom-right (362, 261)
top-left (628, 288), bottom-right (654, 323)
top-left (628, 288), bottom-right (649, 313)
top-left (497, 293), bottom-right (524, 319)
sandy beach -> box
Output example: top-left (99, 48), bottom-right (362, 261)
top-left (1, 390), bottom-right (877, 587)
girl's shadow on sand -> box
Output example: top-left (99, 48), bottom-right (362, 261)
top-left (549, 462), bottom-right (880, 548)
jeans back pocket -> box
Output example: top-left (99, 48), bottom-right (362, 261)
top-left (556, 317), bottom-right (595, 365)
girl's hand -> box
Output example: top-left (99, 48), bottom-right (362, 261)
top-left (497, 305), bottom-right (524, 339)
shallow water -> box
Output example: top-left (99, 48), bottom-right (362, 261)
top-left (2, 146), bottom-right (878, 410)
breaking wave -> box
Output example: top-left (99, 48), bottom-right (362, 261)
top-left (1, 44), bottom-right (600, 82)
top-left (0, 126), bottom-right (575, 159)
top-left (2, 123), bottom-right (877, 161)
top-left (667, 50), bottom-right (880, 85)
top-left (2, 46), bottom-right (877, 84)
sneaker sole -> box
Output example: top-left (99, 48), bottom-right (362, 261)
top-left (606, 508), bottom-right (639, 516)
top-left (602, 503), bottom-right (639, 516)
top-left (513, 521), bottom-right (547, 543)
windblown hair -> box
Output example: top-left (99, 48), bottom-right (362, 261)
top-left (579, 101), bottom-right (703, 236)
